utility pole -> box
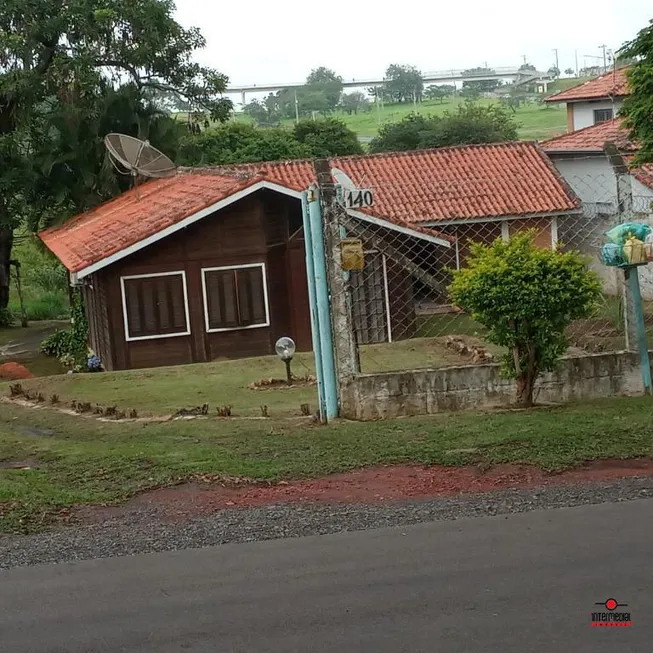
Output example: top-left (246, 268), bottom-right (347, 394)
top-left (599, 44), bottom-right (608, 72)
top-left (553, 48), bottom-right (559, 71)
top-left (575, 49), bottom-right (579, 76)
top-left (375, 87), bottom-right (381, 125)
top-left (521, 54), bottom-right (527, 65)
top-left (294, 89), bottom-right (299, 124)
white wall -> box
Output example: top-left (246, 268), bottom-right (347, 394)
top-left (572, 99), bottom-right (623, 131)
top-left (552, 156), bottom-right (617, 206)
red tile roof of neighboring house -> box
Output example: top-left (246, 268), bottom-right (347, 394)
top-left (541, 118), bottom-right (637, 153)
top-left (630, 163), bottom-right (653, 191)
top-left (545, 67), bottom-right (630, 103)
top-left (40, 142), bottom-right (580, 275)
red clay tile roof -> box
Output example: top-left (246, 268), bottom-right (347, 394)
top-left (40, 174), bottom-right (264, 275)
top-left (541, 118), bottom-right (636, 153)
top-left (631, 164), bottom-right (653, 191)
top-left (545, 67), bottom-right (630, 103)
top-left (41, 142), bottom-right (580, 274)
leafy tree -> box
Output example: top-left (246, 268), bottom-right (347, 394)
top-left (449, 232), bottom-right (601, 407)
top-left (369, 102), bottom-right (518, 153)
top-left (519, 63), bottom-right (537, 73)
top-left (619, 19), bottom-right (653, 162)
top-left (547, 66), bottom-right (560, 78)
top-left (177, 123), bottom-right (312, 166)
top-left (30, 84), bottom-right (185, 229)
top-left (340, 92), bottom-right (371, 115)
top-left (501, 85), bottom-right (528, 113)
top-left (293, 119), bottom-right (362, 157)
top-left (564, 68), bottom-right (575, 76)
top-left (462, 67), bottom-right (501, 93)
top-left (306, 67), bottom-right (343, 111)
top-left (369, 114), bottom-right (432, 152)
top-left (299, 88), bottom-right (331, 116)
top-left (384, 64), bottom-right (424, 103)
top-left (244, 97), bottom-right (281, 126)
top-left (425, 85), bottom-right (455, 103)
top-left (460, 85), bottom-right (481, 100)
top-left (579, 65), bottom-right (603, 77)
top-left (275, 86), bottom-right (332, 119)
top-left (0, 0), bottom-right (232, 311)
top-left (177, 119), bottom-right (362, 165)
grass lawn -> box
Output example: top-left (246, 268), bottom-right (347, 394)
top-left (2, 394), bottom-right (653, 533)
top-left (226, 96), bottom-right (567, 142)
top-left (3, 337), bottom-right (496, 416)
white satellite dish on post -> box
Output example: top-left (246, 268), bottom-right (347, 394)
top-left (331, 167), bottom-right (357, 191)
top-left (330, 166), bottom-right (374, 210)
top-left (104, 133), bottom-right (177, 197)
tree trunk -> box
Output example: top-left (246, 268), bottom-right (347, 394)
top-left (0, 225), bottom-right (13, 311)
top-left (514, 345), bottom-right (538, 408)
top-left (515, 373), bottom-right (536, 407)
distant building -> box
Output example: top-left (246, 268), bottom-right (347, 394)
top-left (544, 68), bottom-right (630, 133)
top-left (542, 119), bottom-right (653, 298)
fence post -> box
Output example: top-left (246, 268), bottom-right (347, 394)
top-left (605, 142), bottom-right (637, 350)
top-left (306, 186), bottom-right (339, 421)
top-left (313, 159), bottom-right (360, 389)
top-left (625, 266), bottom-right (653, 394)
top-left (301, 191), bottom-right (326, 421)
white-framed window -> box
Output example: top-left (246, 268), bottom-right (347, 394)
top-left (593, 108), bottom-right (613, 124)
top-left (201, 263), bottom-right (270, 333)
top-left (120, 271), bottom-right (191, 342)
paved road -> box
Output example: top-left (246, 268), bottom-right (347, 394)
top-left (1, 499), bottom-right (651, 652)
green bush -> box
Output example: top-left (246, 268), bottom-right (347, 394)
top-left (449, 231), bottom-right (602, 407)
top-left (40, 329), bottom-right (74, 358)
top-left (40, 290), bottom-right (89, 370)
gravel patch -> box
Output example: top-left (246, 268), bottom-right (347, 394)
top-left (2, 477), bottom-right (653, 569)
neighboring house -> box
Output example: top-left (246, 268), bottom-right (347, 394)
top-left (541, 118), bottom-right (653, 214)
top-left (40, 143), bottom-right (580, 371)
top-left (545, 67), bottom-right (630, 133)
top-left (542, 118), bottom-right (653, 298)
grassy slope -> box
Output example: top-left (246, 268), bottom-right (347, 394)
top-left (230, 95), bottom-right (568, 141)
top-left (2, 394), bottom-right (653, 532)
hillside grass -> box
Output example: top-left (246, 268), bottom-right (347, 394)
top-left (229, 96), bottom-right (567, 141)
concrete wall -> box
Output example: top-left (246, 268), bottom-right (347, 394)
top-left (341, 351), bottom-right (646, 420)
top-left (572, 99), bottom-right (623, 131)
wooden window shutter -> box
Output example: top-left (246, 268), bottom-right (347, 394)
top-left (123, 273), bottom-right (188, 339)
top-left (203, 266), bottom-right (268, 331)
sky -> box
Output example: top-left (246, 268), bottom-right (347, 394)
top-left (174, 0), bottom-right (651, 92)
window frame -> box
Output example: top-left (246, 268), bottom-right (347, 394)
top-left (120, 270), bottom-right (191, 342)
top-left (201, 262), bottom-right (271, 333)
top-left (593, 108), bottom-right (613, 124)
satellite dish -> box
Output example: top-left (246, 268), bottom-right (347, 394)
top-left (104, 133), bottom-right (177, 181)
top-left (331, 167), bottom-right (357, 190)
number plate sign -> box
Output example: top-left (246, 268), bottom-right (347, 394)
top-left (344, 189), bottom-right (374, 210)
top-left (340, 238), bottom-right (364, 271)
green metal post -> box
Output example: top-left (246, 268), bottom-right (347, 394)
top-left (626, 266), bottom-right (652, 394)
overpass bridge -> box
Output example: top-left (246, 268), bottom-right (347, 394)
top-left (227, 67), bottom-right (554, 104)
